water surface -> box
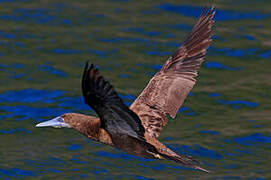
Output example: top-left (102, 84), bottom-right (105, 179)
top-left (0, 0), bottom-right (271, 179)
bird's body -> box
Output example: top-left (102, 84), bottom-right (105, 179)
top-left (61, 113), bottom-right (200, 166)
top-left (36, 7), bottom-right (215, 172)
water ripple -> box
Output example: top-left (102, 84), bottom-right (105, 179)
top-left (0, 128), bottom-right (31, 134)
top-left (157, 3), bottom-right (270, 21)
top-left (204, 61), bottom-right (242, 70)
top-left (121, 27), bottom-right (160, 37)
top-left (38, 65), bottom-right (67, 77)
top-left (216, 99), bottom-right (259, 108)
top-left (0, 168), bottom-right (36, 178)
top-left (0, 105), bottom-right (70, 121)
top-left (227, 133), bottom-right (271, 146)
top-left (170, 144), bottom-right (223, 160)
top-left (0, 89), bottom-right (64, 103)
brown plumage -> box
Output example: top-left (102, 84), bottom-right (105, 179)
top-left (36, 7), bottom-right (215, 173)
top-left (131, 7), bottom-right (215, 138)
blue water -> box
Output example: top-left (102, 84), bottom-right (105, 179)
top-left (157, 3), bottom-right (271, 21)
top-left (0, 0), bottom-right (270, 179)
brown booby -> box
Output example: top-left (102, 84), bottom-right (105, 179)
top-left (36, 7), bottom-right (215, 172)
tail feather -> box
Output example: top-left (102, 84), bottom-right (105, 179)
top-left (160, 153), bottom-right (210, 173)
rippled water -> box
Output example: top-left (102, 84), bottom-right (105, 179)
top-left (0, 0), bottom-right (271, 179)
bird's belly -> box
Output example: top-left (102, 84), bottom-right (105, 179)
top-left (110, 133), bottom-right (161, 159)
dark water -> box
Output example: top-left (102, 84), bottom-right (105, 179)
top-left (0, 0), bottom-right (271, 179)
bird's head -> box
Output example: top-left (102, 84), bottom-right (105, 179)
top-left (36, 113), bottom-right (100, 134)
top-left (36, 113), bottom-right (72, 129)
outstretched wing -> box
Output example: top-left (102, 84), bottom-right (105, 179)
top-left (130, 7), bottom-right (215, 138)
top-left (82, 62), bottom-right (145, 141)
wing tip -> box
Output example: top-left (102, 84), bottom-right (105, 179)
top-left (81, 61), bottom-right (101, 104)
top-left (170, 5), bottom-right (215, 62)
top-left (204, 5), bottom-right (216, 15)
top-left (84, 62), bottom-right (99, 79)
top-left (160, 153), bottom-right (210, 172)
top-left (193, 165), bottom-right (210, 173)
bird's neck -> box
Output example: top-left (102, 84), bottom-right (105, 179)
top-left (82, 123), bottom-right (113, 146)
top-left (65, 113), bottom-right (113, 145)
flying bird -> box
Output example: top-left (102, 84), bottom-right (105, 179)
top-left (36, 7), bottom-right (215, 172)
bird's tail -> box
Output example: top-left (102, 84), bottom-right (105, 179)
top-left (160, 153), bottom-right (210, 173)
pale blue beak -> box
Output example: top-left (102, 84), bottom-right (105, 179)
top-left (36, 116), bottom-right (71, 128)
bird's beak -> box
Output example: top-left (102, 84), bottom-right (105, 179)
top-left (36, 116), bottom-right (71, 128)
